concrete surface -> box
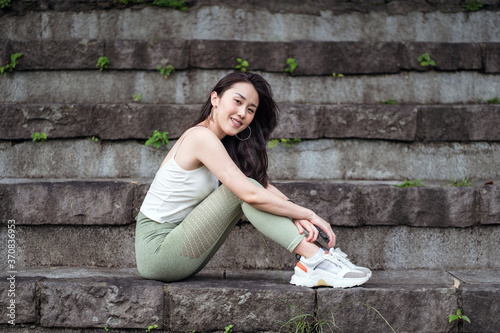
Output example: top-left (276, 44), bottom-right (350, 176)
top-left (2, 220), bottom-right (500, 271)
top-left (2, 103), bottom-right (499, 142)
top-left (3, 39), bottom-right (497, 73)
top-left (2, 179), bottom-right (499, 227)
top-left (1, 70), bottom-right (500, 104)
top-left (2, 137), bottom-right (499, 180)
top-left (1, 6), bottom-right (500, 42)
top-left (0, 267), bottom-right (499, 332)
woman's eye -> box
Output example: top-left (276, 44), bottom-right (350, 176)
top-left (235, 99), bottom-right (241, 104)
top-left (248, 109), bottom-right (255, 114)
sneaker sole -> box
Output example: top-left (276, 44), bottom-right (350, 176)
top-left (290, 273), bottom-right (370, 288)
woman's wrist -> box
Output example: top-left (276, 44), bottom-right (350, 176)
top-left (304, 209), bottom-right (316, 221)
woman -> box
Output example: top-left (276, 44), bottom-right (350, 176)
top-left (135, 72), bottom-right (371, 288)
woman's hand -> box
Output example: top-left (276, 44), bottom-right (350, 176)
top-left (303, 214), bottom-right (337, 249)
top-left (293, 219), bottom-right (319, 243)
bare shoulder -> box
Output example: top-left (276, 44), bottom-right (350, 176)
top-left (187, 126), bottom-right (222, 146)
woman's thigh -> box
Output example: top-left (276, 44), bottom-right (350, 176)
top-left (135, 185), bottom-right (243, 282)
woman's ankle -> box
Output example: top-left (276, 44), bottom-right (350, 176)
top-left (293, 239), bottom-right (321, 259)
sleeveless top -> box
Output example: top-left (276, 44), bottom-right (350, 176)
top-left (140, 126), bottom-right (219, 224)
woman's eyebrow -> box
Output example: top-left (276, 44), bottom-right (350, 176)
top-left (235, 93), bottom-right (258, 108)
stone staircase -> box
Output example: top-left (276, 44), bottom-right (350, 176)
top-left (1, 1), bottom-right (500, 332)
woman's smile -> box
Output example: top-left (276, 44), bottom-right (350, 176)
top-left (230, 117), bottom-right (243, 127)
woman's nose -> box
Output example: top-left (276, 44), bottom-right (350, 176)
top-left (237, 107), bottom-right (246, 118)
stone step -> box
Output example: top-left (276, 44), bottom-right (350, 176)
top-left (2, 39), bottom-right (498, 74)
top-left (1, 69), bottom-right (500, 105)
top-left (2, 103), bottom-right (500, 142)
top-left (0, 267), bottom-right (499, 332)
top-left (1, 137), bottom-right (499, 179)
top-left (4, 0), bottom-right (500, 16)
top-left (1, 179), bottom-right (499, 270)
top-left (1, 4), bottom-right (500, 42)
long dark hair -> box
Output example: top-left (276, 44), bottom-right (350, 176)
top-left (191, 72), bottom-right (279, 188)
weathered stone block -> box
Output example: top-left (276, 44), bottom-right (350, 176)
top-left (338, 225), bottom-right (500, 270)
top-left (10, 224), bottom-right (136, 268)
top-left (316, 286), bottom-right (457, 333)
top-left (167, 278), bottom-right (315, 332)
top-left (358, 185), bottom-right (477, 227)
top-left (0, 40), bottom-right (9, 64)
top-left (105, 39), bottom-right (189, 70)
top-left (93, 103), bottom-right (199, 139)
top-left (0, 103), bottom-right (93, 139)
top-left (322, 104), bottom-right (418, 141)
top-left (478, 185), bottom-right (500, 225)
top-left (0, 276), bottom-right (41, 324)
top-left (401, 42), bottom-right (482, 71)
top-left (290, 41), bottom-right (401, 75)
top-left (0, 103), bottom-right (200, 140)
top-left (461, 284), bottom-right (500, 333)
top-left (416, 105), bottom-right (500, 141)
top-left (10, 40), bottom-right (105, 70)
top-left (271, 103), bottom-right (323, 139)
top-left (190, 40), bottom-right (286, 72)
top-left (0, 180), bottom-right (135, 225)
top-left (274, 181), bottom-right (359, 226)
top-left (484, 43), bottom-right (500, 73)
top-left (39, 277), bottom-right (164, 328)
top-left (133, 181), bottom-right (150, 218)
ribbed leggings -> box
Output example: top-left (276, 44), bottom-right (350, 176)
top-left (135, 181), bottom-right (304, 282)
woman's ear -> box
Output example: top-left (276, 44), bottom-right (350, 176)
top-left (210, 91), bottom-right (218, 106)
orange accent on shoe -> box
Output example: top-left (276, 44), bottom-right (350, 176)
top-left (325, 251), bottom-right (328, 254)
top-left (296, 261), bottom-right (308, 273)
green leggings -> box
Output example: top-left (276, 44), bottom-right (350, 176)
top-left (135, 181), bottom-right (305, 282)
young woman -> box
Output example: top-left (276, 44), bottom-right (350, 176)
top-left (135, 72), bottom-right (371, 288)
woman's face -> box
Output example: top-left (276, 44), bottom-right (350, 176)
top-left (210, 82), bottom-right (259, 139)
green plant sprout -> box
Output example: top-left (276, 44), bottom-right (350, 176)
top-left (0, 0), bottom-right (11, 8)
top-left (223, 324), bottom-right (234, 333)
top-left (32, 132), bottom-right (47, 142)
top-left (157, 65), bottom-right (175, 79)
top-left (280, 312), bottom-right (337, 333)
top-left (235, 58), bottom-right (249, 72)
top-left (268, 138), bottom-right (301, 149)
top-left (418, 53), bottom-right (436, 68)
top-left (133, 93), bottom-right (143, 102)
top-left (448, 177), bottom-right (473, 187)
top-left (146, 130), bottom-right (170, 149)
top-left (463, 0), bottom-right (484, 11)
top-left (152, 0), bottom-right (187, 10)
top-left (332, 72), bottom-right (344, 78)
top-left (380, 99), bottom-right (398, 105)
top-left (285, 58), bottom-right (298, 74)
top-left (91, 136), bottom-right (99, 143)
top-left (96, 56), bottom-right (110, 71)
top-left (145, 324), bottom-right (158, 332)
top-left (395, 179), bottom-right (424, 188)
top-left (487, 96), bottom-right (499, 104)
top-left (449, 308), bottom-right (471, 324)
top-left (1, 53), bottom-right (23, 76)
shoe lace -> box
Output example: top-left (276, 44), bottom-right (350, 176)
top-left (323, 250), bottom-right (349, 269)
top-left (327, 248), bottom-right (355, 268)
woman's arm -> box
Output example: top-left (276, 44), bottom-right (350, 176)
top-left (266, 183), bottom-right (333, 246)
top-left (189, 129), bottom-right (336, 247)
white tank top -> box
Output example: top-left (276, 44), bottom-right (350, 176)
top-left (140, 127), bottom-right (219, 224)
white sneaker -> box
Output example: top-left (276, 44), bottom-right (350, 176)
top-left (329, 248), bottom-right (372, 278)
top-left (290, 250), bottom-right (370, 288)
